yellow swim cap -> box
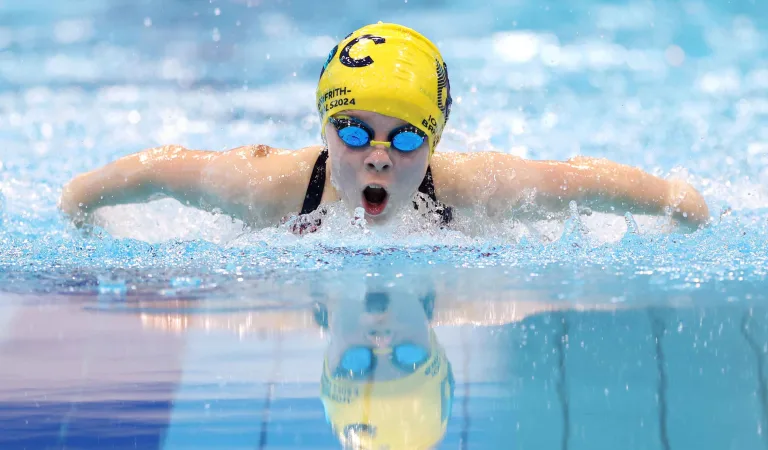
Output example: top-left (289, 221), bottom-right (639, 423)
top-left (320, 329), bottom-right (454, 450)
top-left (316, 23), bottom-right (453, 156)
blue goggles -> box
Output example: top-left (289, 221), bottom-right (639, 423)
top-left (334, 342), bottom-right (431, 379)
top-left (329, 116), bottom-right (427, 152)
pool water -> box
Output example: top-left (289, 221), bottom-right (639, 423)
top-left (1, 0), bottom-right (767, 448)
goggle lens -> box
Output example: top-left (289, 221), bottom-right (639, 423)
top-left (339, 347), bottom-right (374, 376)
top-left (337, 126), bottom-right (370, 147)
top-left (391, 130), bottom-right (425, 152)
top-left (336, 342), bottom-right (430, 379)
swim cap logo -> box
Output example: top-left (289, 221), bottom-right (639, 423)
top-left (436, 61), bottom-right (452, 122)
top-left (340, 34), bottom-right (386, 68)
top-left (319, 44), bottom-right (339, 80)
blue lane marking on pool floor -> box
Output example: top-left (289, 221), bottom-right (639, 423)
top-left (161, 330), bottom-right (273, 450)
top-left (663, 305), bottom-right (765, 450)
top-left (565, 309), bottom-right (661, 450)
top-left (161, 324), bottom-right (338, 450)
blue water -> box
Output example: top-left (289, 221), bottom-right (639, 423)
top-left (1, 0), bottom-right (768, 448)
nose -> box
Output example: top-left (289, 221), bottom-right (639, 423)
top-left (364, 148), bottom-right (392, 173)
top-left (367, 328), bottom-right (393, 347)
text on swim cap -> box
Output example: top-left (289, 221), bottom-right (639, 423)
top-left (317, 31), bottom-right (452, 142)
top-left (421, 115), bottom-right (438, 135)
top-left (317, 87), bottom-right (354, 112)
top-left (321, 371), bottom-right (360, 404)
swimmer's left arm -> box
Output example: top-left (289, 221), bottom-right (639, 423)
top-left (432, 152), bottom-right (710, 230)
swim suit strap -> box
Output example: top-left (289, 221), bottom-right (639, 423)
top-left (300, 148), bottom-right (329, 215)
top-left (416, 166), bottom-right (453, 225)
top-left (417, 166), bottom-right (438, 202)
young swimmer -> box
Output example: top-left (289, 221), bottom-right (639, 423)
top-left (59, 22), bottom-right (710, 234)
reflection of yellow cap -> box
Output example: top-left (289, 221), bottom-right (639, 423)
top-left (316, 22), bottom-right (453, 156)
top-left (320, 329), bottom-right (454, 450)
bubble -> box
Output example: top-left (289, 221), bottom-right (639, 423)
top-left (98, 278), bottom-right (127, 296)
top-left (127, 110), bottom-right (141, 124)
top-left (665, 45), bottom-right (685, 67)
top-left (170, 276), bottom-right (202, 288)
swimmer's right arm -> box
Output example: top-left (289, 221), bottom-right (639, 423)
top-left (60, 146), bottom-right (210, 226)
top-left (59, 145), bottom-right (315, 227)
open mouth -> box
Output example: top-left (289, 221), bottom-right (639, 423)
top-left (362, 184), bottom-right (389, 216)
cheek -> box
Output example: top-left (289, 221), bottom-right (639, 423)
top-left (394, 152), bottom-right (429, 186)
top-left (328, 146), bottom-right (363, 194)
top-left (326, 127), bottom-right (362, 171)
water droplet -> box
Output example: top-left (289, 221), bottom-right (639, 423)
top-left (624, 212), bottom-right (640, 235)
top-left (98, 278), bottom-right (127, 296)
top-left (170, 277), bottom-right (202, 288)
top-left (127, 110), bottom-right (141, 124)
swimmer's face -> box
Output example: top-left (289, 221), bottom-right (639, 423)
top-left (325, 110), bottom-right (430, 222)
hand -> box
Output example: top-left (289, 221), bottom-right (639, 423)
top-left (667, 179), bottom-right (710, 230)
top-left (58, 175), bottom-right (95, 229)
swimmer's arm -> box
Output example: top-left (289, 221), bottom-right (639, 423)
top-left (59, 145), bottom-right (311, 227)
top-left (526, 156), bottom-right (709, 227)
top-left (433, 153), bottom-right (710, 229)
top-left (59, 146), bottom-right (210, 224)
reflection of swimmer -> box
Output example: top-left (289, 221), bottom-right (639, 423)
top-left (313, 284), bottom-right (454, 450)
top-left (59, 22), bottom-right (709, 234)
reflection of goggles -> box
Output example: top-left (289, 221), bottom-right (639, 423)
top-left (321, 329), bottom-right (453, 450)
top-left (329, 116), bottom-right (427, 152)
top-left (335, 343), bottom-right (430, 380)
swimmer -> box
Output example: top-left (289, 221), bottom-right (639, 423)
top-left (59, 23), bottom-right (710, 235)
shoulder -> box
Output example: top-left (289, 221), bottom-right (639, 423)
top-left (429, 150), bottom-right (525, 184)
top-left (430, 150), bottom-right (524, 170)
top-left (221, 144), bottom-right (323, 163)
top-left (201, 144), bottom-right (326, 220)
top-left (428, 150), bottom-right (526, 208)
